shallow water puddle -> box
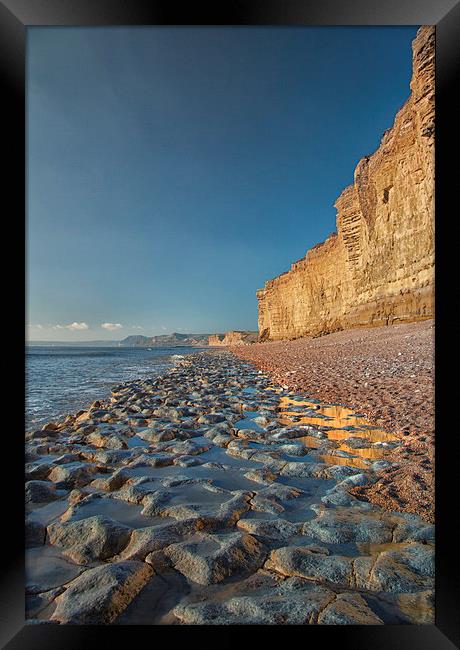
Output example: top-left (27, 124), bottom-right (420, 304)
top-left (240, 410), bottom-right (260, 418)
top-left (114, 571), bottom-right (191, 625)
top-left (65, 496), bottom-right (166, 529)
top-left (161, 483), bottom-right (229, 508)
top-left (27, 498), bottom-right (71, 526)
top-left (356, 541), bottom-right (412, 556)
top-left (126, 435), bottom-right (150, 449)
top-left (318, 453), bottom-right (370, 470)
top-left (126, 462), bottom-right (260, 492)
top-left (336, 443), bottom-right (387, 461)
top-left (233, 417), bottom-right (266, 433)
top-left (278, 396), bottom-right (398, 468)
top-left (26, 545), bottom-right (85, 592)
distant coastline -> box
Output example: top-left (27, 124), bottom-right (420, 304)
top-left (27, 329), bottom-right (258, 348)
top-left (28, 340), bottom-right (122, 347)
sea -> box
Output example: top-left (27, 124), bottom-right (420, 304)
top-left (26, 345), bottom-right (203, 429)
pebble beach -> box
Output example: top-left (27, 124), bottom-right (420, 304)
top-left (25, 346), bottom-right (434, 625)
top-left (235, 320), bottom-right (435, 523)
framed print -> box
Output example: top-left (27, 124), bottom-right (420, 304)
top-left (1, 0), bottom-right (459, 647)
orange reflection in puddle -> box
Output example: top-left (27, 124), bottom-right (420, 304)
top-left (295, 435), bottom-right (322, 449)
top-left (278, 396), bottom-right (397, 468)
top-left (356, 541), bottom-right (410, 556)
top-left (337, 444), bottom-right (386, 461)
top-left (278, 397), bottom-right (397, 442)
top-left (319, 454), bottom-right (370, 470)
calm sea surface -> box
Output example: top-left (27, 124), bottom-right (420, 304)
top-left (26, 346), bottom-right (203, 428)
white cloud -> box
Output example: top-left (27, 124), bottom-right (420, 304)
top-left (67, 322), bottom-right (89, 331)
top-left (130, 325), bottom-right (143, 330)
top-left (29, 324), bottom-right (43, 329)
top-left (101, 322), bottom-right (123, 331)
top-left (52, 322), bottom-right (89, 331)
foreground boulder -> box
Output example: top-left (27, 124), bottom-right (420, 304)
top-left (51, 561), bottom-right (153, 624)
top-left (47, 462), bottom-right (99, 487)
top-left (353, 543), bottom-right (434, 593)
top-left (317, 593), bottom-right (383, 625)
top-left (236, 518), bottom-right (302, 541)
top-left (47, 515), bottom-right (133, 564)
top-left (25, 480), bottom-right (59, 504)
top-left (265, 546), bottom-right (353, 587)
top-left (117, 519), bottom-right (201, 561)
top-left (173, 575), bottom-right (335, 624)
top-left (25, 518), bottom-right (46, 548)
top-left (164, 531), bottom-right (266, 585)
top-left (303, 508), bottom-right (394, 544)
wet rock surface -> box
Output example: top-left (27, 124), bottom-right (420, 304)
top-left (25, 350), bottom-right (434, 624)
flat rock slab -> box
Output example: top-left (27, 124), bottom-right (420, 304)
top-left (26, 586), bottom-right (64, 619)
top-left (26, 518), bottom-right (46, 548)
top-left (117, 519), bottom-right (201, 561)
top-left (164, 531), bottom-right (267, 585)
top-left (317, 593), bottom-right (383, 625)
top-left (90, 469), bottom-right (130, 492)
top-left (237, 518), bottom-right (302, 541)
top-left (25, 462), bottom-right (54, 481)
top-left (164, 440), bottom-right (211, 456)
top-left (47, 515), bottom-right (133, 565)
top-left (173, 575), bottom-right (335, 624)
top-left (47, 462), bottom-right (99, 487)
top-left (51, 561), bottom-right (153, 624)
top-left (143, 488), bottom-right (252, 530)
top-left (265, 546), bottom-right (353, 587)
top-left (198, 413), bottom-right (227, 425)
top-left (25, 480), bottom-right (59, 504)
top-left (353, 544), bottom-right (435, 594)
top-left (303, 508), bottom-right (394, 544)
top-left (392, 589), bottom-right (435, 624)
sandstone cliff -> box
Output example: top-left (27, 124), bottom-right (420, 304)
top-left (208, 331), bottom-right (258, 346)
top-left (257, 27), bottom-right (434, 341)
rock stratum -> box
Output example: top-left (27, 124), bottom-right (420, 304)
top-left (257, 27), bottom-right (434, 341)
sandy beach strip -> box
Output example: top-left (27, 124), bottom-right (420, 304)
top-left (233, 320), bottom-right (435, 523)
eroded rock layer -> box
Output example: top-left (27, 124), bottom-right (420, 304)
top-left (257, 27), bottom-right (434, 341)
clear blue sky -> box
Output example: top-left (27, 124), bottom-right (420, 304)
top-left (27, 26), bottom-right (419, 341)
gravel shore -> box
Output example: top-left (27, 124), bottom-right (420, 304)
top-left (233, 320), bottom-right (434, 523)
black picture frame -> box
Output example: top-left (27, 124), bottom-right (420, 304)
top-left (2, 0), bottom-right (459, 647)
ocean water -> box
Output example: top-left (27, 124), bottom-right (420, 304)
top-left (26, 346), bottom-right (203, 429)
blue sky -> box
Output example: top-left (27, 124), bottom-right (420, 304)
top-left (27, 26), bottom-right (419, 341)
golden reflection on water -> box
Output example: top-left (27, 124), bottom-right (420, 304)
top-left (338, 444), bottom-right (386, 460)
top-left (278, 396), bottom-right (398, 469)
top-left (319, 454), bottom-right (370, 470)
top-left (295, 435), bottom-right (322, 449)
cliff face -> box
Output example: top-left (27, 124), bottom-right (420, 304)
top-left (257, 27), bottom-right (434, 341)
top-left (208, 334), bottom-right (225, 346)
top-left (208, 331), bottom-right (258, 346)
